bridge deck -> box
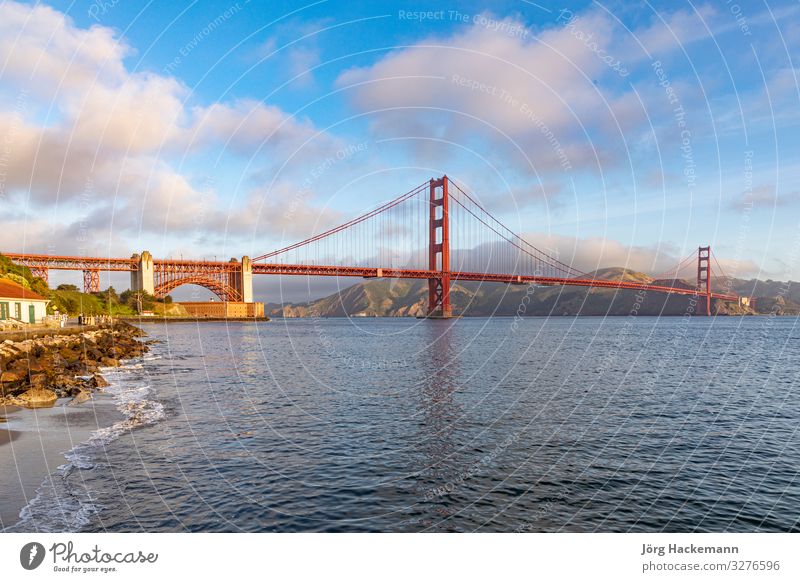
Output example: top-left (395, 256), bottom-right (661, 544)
top-left (2, 254), bottom-right (740, 303)
top-left (3, 253), bottom-right (137, 271)
top-left (251, 263), bottom-right (739, 301)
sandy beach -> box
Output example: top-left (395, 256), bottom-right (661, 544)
top-left (0, 394), bottom-right (123, 530)
top-left (0, 323), bottom-right (152, 530)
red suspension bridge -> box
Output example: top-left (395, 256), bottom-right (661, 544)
top-left (4, 176), bottom-right (742, 316)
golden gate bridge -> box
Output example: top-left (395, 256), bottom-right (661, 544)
top-left (3, 176), bottom-right (742, 317)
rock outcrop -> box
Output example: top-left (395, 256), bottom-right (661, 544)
top-left (0, 322), bottom-right (149, 408)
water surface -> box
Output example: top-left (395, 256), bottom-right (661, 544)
top-left (6, 316), bottom-right (800, 532)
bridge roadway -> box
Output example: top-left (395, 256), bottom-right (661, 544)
top-left (2, 253), bottom-right (740, 303)
top-left (250, 263), bottom-right (740, 302)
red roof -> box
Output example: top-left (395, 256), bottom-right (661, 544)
top-left (0, 278), bottom-right (49, 301)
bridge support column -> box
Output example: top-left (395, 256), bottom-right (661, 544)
top-left (228, 256), bottom-right (253, 302)
top-left (697, 246), bottom-right (711, 316)
top-left (240, 256), bottom-right (253, 303)
top-left (30, 266), bottom-right (48, 283)
top-left (83, 269), bottom-right (100, 293)
top-left (427, 175), bottom-right (452, 318)
top-left (130, 251), bottom-right (155, 295)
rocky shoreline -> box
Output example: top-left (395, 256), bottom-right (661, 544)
top-left (0, 322), bottom-right (150, 408)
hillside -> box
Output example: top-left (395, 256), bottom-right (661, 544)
top-left (0, 253), bottom-right (175, 316)
top-left (48, 288), bottom-right (135, 316)
top-left (267, 268), bottom-right (800, 317)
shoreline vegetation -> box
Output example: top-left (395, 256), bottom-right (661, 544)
top-left (0, 322), bottom-right (151, 410)
top-left (119, 316), bottom-right (269, 323)
top-left (3, 252), bottom-right (796, 321)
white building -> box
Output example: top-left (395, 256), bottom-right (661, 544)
top-left (0, 279), bottom-right (50, 324)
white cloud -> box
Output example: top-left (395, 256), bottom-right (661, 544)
top-left (185, 99), bottom-right (331, 157)
top-left (335, 11), bottom-right (650, 191)
top-left (521, 233), bottom-right (761, 280)
top-left (212, 182), bottom-right (346, 242)
top-left (728, 184), bottom-right (800, 211)
top-left (0, 2), bottom-right (129, 99)
top-left (0, 1), bottom-right (339, 254)
top-left (630, 5), bottom-right (719, 57)
top-left (286, 46), bottom-right (321, 88)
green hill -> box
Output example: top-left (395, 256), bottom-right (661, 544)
top-left (0, 254), bottom-right (50, 297)
top-left (0, 253), bottom-right (169, 316)
top-left (48, 288), bottom-right (137, 317)
top-left (579, 267), bottom-right (653, 283)
top-left (267, 269), bottom-right (796, 317)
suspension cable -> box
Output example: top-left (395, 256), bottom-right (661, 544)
top-left (253, 181), bottom-right (429, 262)
top-left (447, 179), bottom-right (585, 277)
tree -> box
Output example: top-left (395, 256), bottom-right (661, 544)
top-left (122, 290), bottom-right (156, 313)
top-left (31, 277), bottom-right (50, 297)
top-left (57, 283), bottom-right (80, 292)
top-left (5, 273), bottom-right (30, 288)
top-left (0, 254), bottom-right (34, 280)
top-left (103, 286), bottom-right (120, 304)
top-left (58, 295), bottom-right (78, 314)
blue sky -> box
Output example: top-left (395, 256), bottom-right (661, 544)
top-left (1, 0), bottom-right (799, 299)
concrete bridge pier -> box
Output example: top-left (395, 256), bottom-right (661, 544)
top-left (130, 251), bottom-right (155, 295)
top-left (229, 256), bottom-right (253, 302)
top-left (240, 256), bottom-right (253, 303)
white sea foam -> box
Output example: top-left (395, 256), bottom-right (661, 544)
top-left (7, 361), bottom-right (165, 532)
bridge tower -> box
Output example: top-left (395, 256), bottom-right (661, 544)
top-left (427, 176), bottom-right (452, 318)
top-left (130, 251), bottom-right (155, 295)
top-left (240, 256), bottom-right (253, 302)
top-left (697, 245), bottom-right (711, 316)
top-left (228, 256), bottom-right (253, 303)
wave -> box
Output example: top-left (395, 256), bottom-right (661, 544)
top-left (6, 361), bottom-right (165, 533)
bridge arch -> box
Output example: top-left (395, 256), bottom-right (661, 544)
top-left (154, 275), bottom-right (242, 302)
